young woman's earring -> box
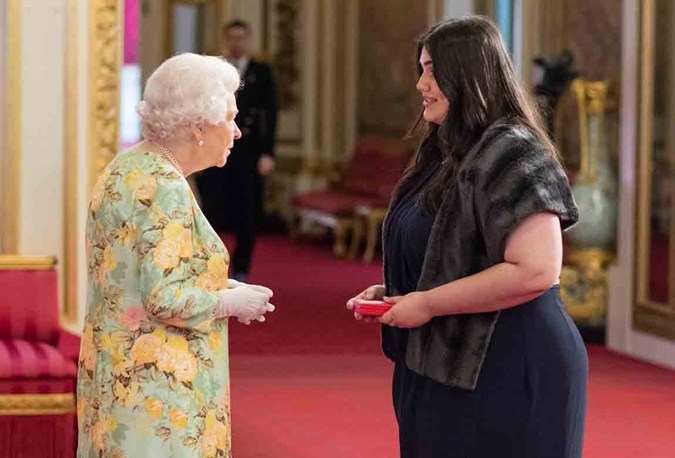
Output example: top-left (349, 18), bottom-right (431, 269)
top-left (198, 140), bottom-right (204, 146)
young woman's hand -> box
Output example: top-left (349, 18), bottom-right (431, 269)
top-left (378, 292), bottom-right (434, 328)
top-left (346, 285), bottom-right (386, 323)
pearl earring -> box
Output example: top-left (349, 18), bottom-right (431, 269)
top-left (198, 140), bottom-right (204, 146)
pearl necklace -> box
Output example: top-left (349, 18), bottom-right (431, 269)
top-left (150, 140), bottom-right (185, 177)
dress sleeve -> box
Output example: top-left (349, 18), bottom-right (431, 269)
top-left (131, 170), bottom-right (223, 333)
top-left (472, 133), bottom-right (579, 263)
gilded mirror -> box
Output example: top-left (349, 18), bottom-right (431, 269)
top-left (635, 0), bottom-right (675, 339)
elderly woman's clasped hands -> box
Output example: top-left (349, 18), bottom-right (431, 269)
top-left (217, 279), bottom-right (275, 325)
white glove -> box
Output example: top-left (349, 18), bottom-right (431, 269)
top-left (216, 285), bottom-right (275, 325)
top-left (227, 279), bottom-right (274, 298)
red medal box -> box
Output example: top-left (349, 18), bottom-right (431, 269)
top-left (353, 299), bottom-right (392, 317)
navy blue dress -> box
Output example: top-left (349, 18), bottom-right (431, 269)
top-left (383, 177), bottom-right (588, 457)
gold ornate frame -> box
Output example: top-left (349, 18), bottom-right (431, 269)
top-left (634, 0), bottom-right (675, 340)
top-left (88, 0), bottom-right (122, 192)
top-left (0, 255), bottom-right (57, 270)
top-left (0, 393), bottom-right (76, 416)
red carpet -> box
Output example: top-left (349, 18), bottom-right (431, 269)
top-left (227, 235), bottom-right (675, 457)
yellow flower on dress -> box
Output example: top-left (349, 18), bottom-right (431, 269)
top-left (177, 229), bottom-right (193, 258)
top-left (137, 174), bottom-right (158, 201)
top-left (154, 239), bottom-right (180, 269)
top-left (77, 397), bottom-right (89, 419)
top-left (124, 168), bottom-right (144, 189)
top-left (156, 346), bottom-right (178, 373)
top-left (166, 334), bottom-right (189, 353)
top-left (102, 245), bottom-right (117, 273)
top-left (162, 222), bottom-right (182, 239)
top-left (204, 411), bottom-right (218, 430)
top-left (163, 223), bottom-right (193, 259)
top-left (106, 416), bottom-right (118, 433)
top-left (173, 351), bottom-right (198, 383)
top-left (194, 273), bottom-right (220, 292)
top-left (169, 408), bottom-right (189, 430)
top-left (214, 420), bottom-right (230, 451)
top-left (207, 256), bottom-right (228, 276)
top-left (117, 224), bottom-right (139, 247)
top-left (130, 333), bottom-right (163, 364)
top-left (157, 345), bottom-right (176, 373)
top-left (152, 327), bottom-right (167, 340)
top-left (111, 355), bottom-right (134, 378)
top-left (201, 429), bottom-right (218, 458)
top-left (81, 325), bottom-right (96, 371)
top-left (144, 398), bottom-right (164, 420)
top-left (90, 168), bottom-right (110, 213)
top-left (97, 245), bottom-right (117, 284)
top-left (208, 332), bottom-right (222, 350)
top-left (101, 333), bottom-right (125, 354)
top-left (195, 255), bottom-right (228, 291)
top-left (113, 380), bottom-right (139, 407)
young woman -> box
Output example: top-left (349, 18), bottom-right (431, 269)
top-left (348, 17), bottom-right (587, 458)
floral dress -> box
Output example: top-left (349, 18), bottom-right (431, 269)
top-left (77, 149), bottom-right (232, 457)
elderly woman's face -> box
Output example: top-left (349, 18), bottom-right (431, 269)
top-left (203, 101), bottom-right (242, 168)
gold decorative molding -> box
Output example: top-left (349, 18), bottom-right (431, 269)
top-left (2, 0), bottom-right (21, 253)
top-left (634, 305), bottom-right (675, 341)
top-left (0, 255), bottom-right (58, 270)
top-left (88, 0), bottom-right (122, 191)
top-left (64, 0), bottom-right (80, 324)
top-left (636, 0), bottom-right (656, 308)
top-left (273, 0), bottom-right (300, 109)
top-left (0, 393), bottom-right (75, 416)
top-left (572, 79), bottom-right (611, 185)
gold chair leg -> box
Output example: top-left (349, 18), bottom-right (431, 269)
top-left (362, 208), bottom-right (386, 263)
top-left (348, 217), bottom-right (364, 259)
top-left (363, 214), bottom-right (379, 263)
top-left (333, 219), bottom-right (350, 257)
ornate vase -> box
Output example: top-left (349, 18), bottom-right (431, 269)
top-left (567, 80), bottom-right (618, 250)
top-left (560, 80), bottom-right (618, 338)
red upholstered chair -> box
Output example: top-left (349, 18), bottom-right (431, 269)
top-left (0, 256), bottom-right (80, 457)
top-left (292, 137), bottom-right (413, 258)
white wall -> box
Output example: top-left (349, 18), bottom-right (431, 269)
top-left (607, 0), bottom-right (675, 370)
top-left (18, 0), bottom-right (66, 259)
top-left (0, 0), bottom-right (7, 246)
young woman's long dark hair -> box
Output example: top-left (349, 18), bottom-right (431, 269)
top-left (398, 16), bottom-right (556, 212)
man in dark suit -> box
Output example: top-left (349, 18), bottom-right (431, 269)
top-left (196, 19), bottom-right (278, 281)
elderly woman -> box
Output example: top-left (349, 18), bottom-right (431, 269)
top-left (77, 53), bottom-right (274, 457)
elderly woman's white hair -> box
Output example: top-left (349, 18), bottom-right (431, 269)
top-left (137, 53), bottom-right (240, 142)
